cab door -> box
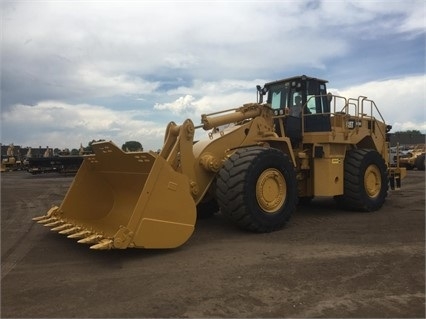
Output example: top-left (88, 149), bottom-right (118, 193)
top-left (304, 79), bottom-right (331, 132)
top-left (268, 82), bottom-right (302, 147)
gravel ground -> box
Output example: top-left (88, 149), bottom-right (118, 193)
top-left (1, 170), bottom-right (425, 318)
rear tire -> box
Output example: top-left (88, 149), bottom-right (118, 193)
top-left (335, 149), bottom-right (388, 211)
top-left (216, 147), bottom-right (297, 232)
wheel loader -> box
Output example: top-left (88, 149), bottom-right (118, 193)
top-left (34, 75), bottom-right (406, 250)
top-left (1, 144), bottom-right (24, 172)
top-left (398, 144), bottom-right (425, 171)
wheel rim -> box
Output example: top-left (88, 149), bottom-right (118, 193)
top-left (256, 168), bottom-right (286, 213)
top-left (364, 164), bottom-right (381, 198)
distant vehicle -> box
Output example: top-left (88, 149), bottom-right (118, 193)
top-left (388, 146), bottom-right (410, 166)
top-left (1, 144), bottom-right (25, 172)
top-left (27, 156), bottom-right (84, 175)
top-left (398, 144), bottom-right (425, 170)
top-left (26, 146), bottom-right (86, 175)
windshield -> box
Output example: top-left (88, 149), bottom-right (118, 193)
top-left (267, 83), bottom-right (290, 109)
top-left (267, 81), bottom-right (304, 117)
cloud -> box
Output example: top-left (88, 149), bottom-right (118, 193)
top-left (3, 74), bottom-right (423, 154)
top-left (1, 0), bottom-right (425, 150)
top-left (4, 0), bottom-right (423, 107)
top-left (75, 67), bottom-right (160, 97)
top-left (331, 75), bottom-right (426, 132)
top-left (154, 95), bottom-right (197, 114)
top-left (1, 101), bottom-right (165, 151)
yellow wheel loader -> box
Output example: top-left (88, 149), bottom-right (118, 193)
top-left (399, 144), bottom-right (425, 171)
top-left (34, 75), bottom-right (406, 250)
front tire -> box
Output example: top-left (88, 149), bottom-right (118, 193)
top-left (336, 149), bottom-right (388, 211)
top-left (216, 147), bottom-right (297, 232)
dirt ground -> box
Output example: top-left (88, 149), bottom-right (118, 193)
top-left (1, 170), bottom-right (425, 318)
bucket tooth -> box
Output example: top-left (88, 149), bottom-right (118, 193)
top-left (51, 223), bottom-right (73, 232)
top-left (33, 206), bottom-right (59, 222)
top-left (59, 226), bottom-right (81, 235)
top-left (37, 217), bottom-right (57, 224)
top-left (90, 239), bottom-right (113, 250)
top-left (44, 220), bottom-right (64, 227)
top-left (33, 215), bottom-right (48, 221)
top-left (78, 234), bottom-right (102, 244)
top-left (68, 230), bottom-right (91, 239)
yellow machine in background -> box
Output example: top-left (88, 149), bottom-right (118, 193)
top-left (34, 75), bottom-right (406, 250)
top-left (398, 144), bottom-right (425, 171)
top-left (1, 144), bottom-right (24, 172)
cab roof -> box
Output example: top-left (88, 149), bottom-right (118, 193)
top-left (264, 75), bottom-right (328, 87)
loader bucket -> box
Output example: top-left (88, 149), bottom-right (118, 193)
top-left (33, 141), bottom-right (197, 249)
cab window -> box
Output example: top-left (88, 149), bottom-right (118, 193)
top-left (268, 84), bottom-right (289, 109)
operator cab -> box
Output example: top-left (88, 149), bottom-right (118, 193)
top-left (257, 75), bottom-right (331, 146)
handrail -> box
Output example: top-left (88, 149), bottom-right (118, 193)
top-left (361, 98), bottom-right (387, 149)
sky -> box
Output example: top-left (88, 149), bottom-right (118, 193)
top-left (1, 0), bottom-right (425, 151)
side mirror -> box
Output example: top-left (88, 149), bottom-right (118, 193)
top-left (256, 85), bottom-right (267, 104)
